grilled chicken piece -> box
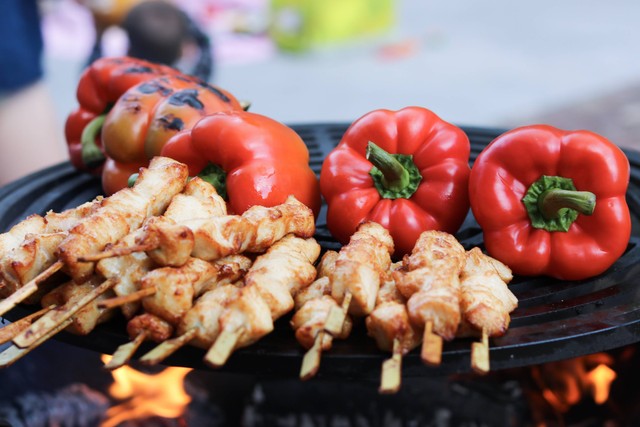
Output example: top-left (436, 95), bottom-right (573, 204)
top-left (185, 195), bottom-right (315, 261)
top-left (56, 156), bottom-right (189, 283)
top-left (458, 247), bottom-right (518, 337)
top-left (0, 199), bottom-right (103, 298)
top-left (40, 276), bottom-right (116, 336)
top-left (127, 313), bottom-right (174, 343)
top-left (204, 235), bottom-right (320, 363)
top-left (141, 258), bottom-right (216, 325)
top-left (394, 230), bottom-right (466, 341)
top-left (96, 232), bottom-right (155, 319)
top-left (177, 283), bottom-right (244, 349)
top-left (244, 235), bottom-right (321, 320)
top-left (366, 264), bottom-right (421, 354)
top-left (330, 222), bottom-right (394, 317)
top-left (130, 177), bottom-right (227, 266)
top-left (291, 250), bottom-right (351, 350)
top-left (0, 233), bottom-right (66, 299)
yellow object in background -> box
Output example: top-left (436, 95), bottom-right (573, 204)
top-left (269, 0), bottom-right (395, 52)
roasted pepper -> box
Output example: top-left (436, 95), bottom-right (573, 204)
top-left (161, 110), bottom-right (322, 216)
top-left (319, 106), bottom-right (471, 256)
top-left (469, 124), bottom-right (631, 281)
top-left (65, 56), bottom-right (180, 174)
top-left (66, 57), bottom-right (243, 195)
top-left (100, 74), bottom-right (242, 164)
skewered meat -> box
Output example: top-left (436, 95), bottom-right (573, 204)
top-left (330, 222), bottom-right (394, 317)
top-left (0, 199), bottom-right (102, 299)
top-left (126, 177), bottom-right (227, 267)
top-left (366, 263), bottom-right (421, 355)
top-left (243, 235), bottom-right (321, 320)
top-left (394, 230), bottom-right (466, 341)
top-left (95, 232), bottom-right (155, 319)
top-left (56, 156), bottom-right (189, 283)
top-left (458, 247), bottom-right (518, 337)
top-left (291, 251), bottom-right (351, 351)
top-left (186, 195), bottom-right (315, 261)
top-left (126, 313), bottom-right (174, 343)
top-left (204, 235), bottom-right (320, 366)
top-left (39, 276), bottom-right (116, 336)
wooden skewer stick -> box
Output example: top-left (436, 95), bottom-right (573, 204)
top-left (0, 305), bottom-right (55, 346)
top-left (12, 278), bottom-right (117, 348)
top-left (421, 320), bottom-right (443, 366)
top-left (0, 317), bottom-right (73, 368)
top-left (324, 291), bottom-right (352, 335)
top-left (471, 328), bottom-right (490, 375)
top-left (204, 326), bottom-right (244, 368)
top-left (379, 338), bottom-right (403, 394)
top-left (98, 287), bottom-right (157, 310)
top-left (0, 261), bottom-right (63, 317)
top-left (77, 243), bottom-right (156, 262)
top-left (138, 328), bottom-right (198, 365)
top-left (104, 332), bottom-right (149, 370)
top-left (300, 330), bottom-right (324, 381)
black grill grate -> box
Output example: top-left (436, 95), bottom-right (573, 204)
top-left (2, 124), bottom-right (640, 379)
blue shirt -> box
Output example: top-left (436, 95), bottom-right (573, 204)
top-left (0, 0), bottom-right (44, 95)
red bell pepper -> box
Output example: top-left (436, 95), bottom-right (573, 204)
top-left (469, 124), bottom-right (631, 281)
top-left (65, 56), bottom-right (181, 174)
top-left (319, 106), bottom-right (471, 256)
top-left (161, 110), bottom-right (321, 216)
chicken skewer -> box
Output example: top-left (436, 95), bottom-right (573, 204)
top-left (8, 158), bottom-right (189, 348)
top-left (393, 230), bottom-right (466, 366)
top-left (0, 275), bottom-right (117, 367)
top-left (80, 177), bottom-right (227, 267)
top-left (141, 235), bottom-right (319, 367)
top-left (94, 177), bottom-right (228, 312)
top-left (0, 199), bottom-right (102, 316)
top-left (104, 255), bottom-right (251, 370)
top-left (0, 157), bottom-right (188, 321)
top-left (80, 195), bottom-right (315, 267)
top-left (56, 156), bottom-right (189, 284)
top-left (366, 263), bottom-right (421, 394)
top-left (458, 247), bottom-right (517, 374)
top-left (205, 235), bottom-right (321, 367)
top-left (324, 222), bottom-right (394, 336)
top-left (291, 250), bottom-right (353, 380)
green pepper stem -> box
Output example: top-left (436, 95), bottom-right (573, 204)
top-left (80, 114), bottom-right (106, 167)
top-left (538, 189), bottom-right (596, 219)
top-left (366, 142), bottom-right (421, 199)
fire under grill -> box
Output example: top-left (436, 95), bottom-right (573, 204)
top-left (2, 124), bottom-right (640, 381)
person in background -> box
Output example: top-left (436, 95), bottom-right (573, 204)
top-left (0, 0), bottom-right (68, 187)
top-left (84, 0), bottom-right (213, 81)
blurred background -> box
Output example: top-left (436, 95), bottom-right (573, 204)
top-left (4, 0), bottom-right (640, 182)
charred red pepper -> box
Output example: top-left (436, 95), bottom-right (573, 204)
top-left (100, 74), bottom-right (242, 164)
top-left (65, 57), bottom-right (243, 195)
top-left (65, 57), bottom-right (180, 174)
top-left (319, 106), bottom-right (471, 256)
top-left (161, 110), bottom-right (321, 216)
top-left (469, 124), bottom-right (631, 281)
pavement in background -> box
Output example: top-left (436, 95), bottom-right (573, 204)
top-left (44, 0), bottom-right (640, 150)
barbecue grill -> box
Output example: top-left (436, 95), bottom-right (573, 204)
top-left (2, 124), bottom-right (640, 380)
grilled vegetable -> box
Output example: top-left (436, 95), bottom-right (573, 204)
top-left (319, 106), bottom-right (471, 256)
top-left (469, 124), bottom-right (631, 280)
top-left (161, 110), bottom-right (322, 216)
top-left (65, 56), bottom-right (242, 195)
top-left (65, 56), bottom-right (180, 174)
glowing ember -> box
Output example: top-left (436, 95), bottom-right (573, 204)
top-left (587, 364), bottom-right (617, 404)
top-left (100, 355), bottom-right (192, 427)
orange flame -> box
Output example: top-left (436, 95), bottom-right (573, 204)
top-left (100, 355), bottom-right (192, 427)
top-left (587, 364), bottom-right (616, 404)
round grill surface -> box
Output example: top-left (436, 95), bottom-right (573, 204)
top-left (2, 124), bottom-right (640, 378)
